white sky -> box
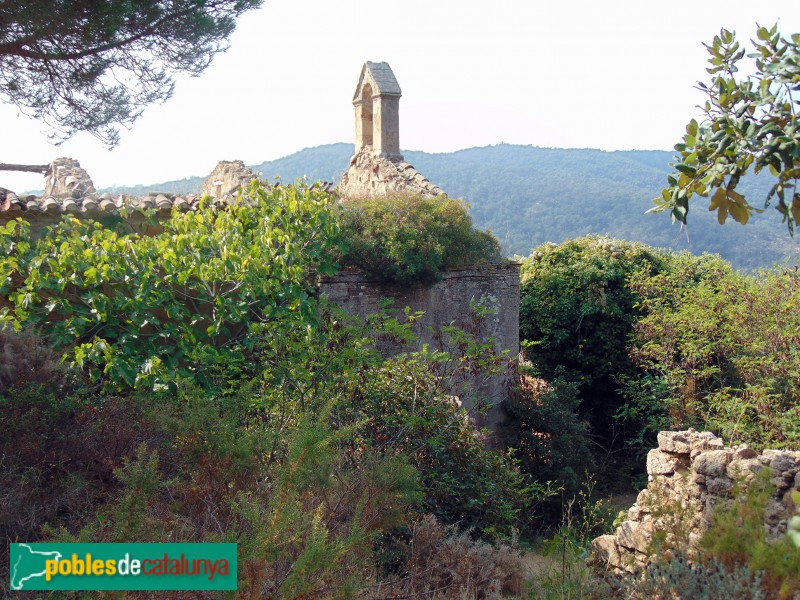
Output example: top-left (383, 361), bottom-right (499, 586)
top-left (2, 0), bottom-right (799, 191)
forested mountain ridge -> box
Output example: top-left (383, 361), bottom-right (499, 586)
top-left (102, 142), bottom-right (800, 271)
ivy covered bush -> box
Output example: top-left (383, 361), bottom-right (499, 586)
top-left (520, 235), bottom-right (800, 479)
top-left (625, 255), bottom-right (800, 450)
top-left (0, 181), bottom-right (341, 389)
top-left (335, 194), bottom-right (504, 285)
top-left (519, 236), bottom-right (669, 476)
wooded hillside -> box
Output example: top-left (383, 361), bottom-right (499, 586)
top-left (102, 143), bottom-right (800, 270)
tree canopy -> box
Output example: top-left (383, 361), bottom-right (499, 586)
top-left (653, 25), bottom-right (800, 233)
top-left (0, 0), bottom-right (262, 146)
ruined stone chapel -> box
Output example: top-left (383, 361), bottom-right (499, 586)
top-left (0, 61), bottom-right (521, 430)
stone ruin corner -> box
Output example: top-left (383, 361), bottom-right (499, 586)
top-left (200, 159), bottom-right (260, 199)
top-left (44, 157), bottom-right (96, 199)
top-left (591, 429), bottom-right (800, 575)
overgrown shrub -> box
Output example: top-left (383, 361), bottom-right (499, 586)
top-left (0, 328), bottom-right (62, 392)
top-left (0, 184), bottom-right (549, 597)
top-left (370, 514), bottom-right (528, 599)
top-left (0, 381), bottom-right (171, 589)
top-left (522, 236), bottom-right (800, 485)
top-left (625, 256), bottom-right (800, 449)
top-left (501, 366), bottom-right (593, 506)
top-left (630, 555), bottom-right (766, 600)
top-left (0, 304), bottom-right (540, 596)
top-left (519, 236), bottom-right (669, 480)
top-left (335, 194), bottom-right (504, 285)
top-left (0, 181), bottom-right (341, 389)
top-left (699, 472), bottom-right (800, 598)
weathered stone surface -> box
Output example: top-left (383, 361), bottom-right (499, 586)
top-left (616, 520), bottom-right (649, 554)
top-left (200, 160), bottom-right (259, 198)
top-left (339, 62), bottom-right (444, 199)
top-left (694, 450), bottom-right (731, 477)
top-left (705, 476), bottom-right (733, 494)
top-left (727, 457), bottom-right (764, 481)
top-left (591, 535), bottom-right (621, 566)
top-left (44, 158), bottom-right (96, 198)
top-left (762, 450), bottom-right (799, 472)
top-left (1, 156), bottom-right (261, 238)
top-left (336, 149), bottom-right (445, 200)
top-left (657, 431), bottom-right (691, 454)
top-left (591, 430), bottom-right (800, 575)
top-left (734, 444), bottom-right (757, 459)
top-left (352, 62), bottom-right (402, 158)
top-left (646, 449), bottom-right (677, 476)
top-left (320, 264), bottom-right (519, 431)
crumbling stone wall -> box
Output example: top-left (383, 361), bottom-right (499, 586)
top-left (200, 160), bottom-right (259, 198)
top-left (592, 429), bottom-right (800, 573)
top-left (320, 264), bottom-right (520, 430)
top-left (336, 150), bottom-right (445, 199)
top-left (44, 157), bottom-right (96, 198)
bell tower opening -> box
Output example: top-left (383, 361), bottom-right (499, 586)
top-left (351, 61), bottom-right (402, 158)
top-left (360, 83), bottom-right (373, 149)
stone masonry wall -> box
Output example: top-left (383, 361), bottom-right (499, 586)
top-left (319, 264), bottom-right (520, 430)
top-left (592, 429), bottom-right (800, 573)
top-left (336, 149), bottom-right (445, 199)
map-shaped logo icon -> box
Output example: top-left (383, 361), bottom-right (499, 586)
top-left (10, 544), bottom-right (63, 590)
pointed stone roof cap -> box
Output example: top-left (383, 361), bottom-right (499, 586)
top-left (352, 61), bottom-right (401, 101)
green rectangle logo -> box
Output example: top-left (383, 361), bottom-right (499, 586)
top-left (10, 543), bottom-right (237, 591)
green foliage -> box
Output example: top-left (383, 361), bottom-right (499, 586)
top-left (631, 555), bottom-right (766, 600)
top-left (102, 142), bottom-right (800, 271)
top-left (0, 181), bottom-right (341, 389)
top-left (0, 306), bottom-right (540, 596)
top-left (0, 178), bottom-right (568, 595)
top-left (530, 483), bottom-right (616, 599)
top-left (523, 235), bottom-right (800, 478)
top-left (519, 236), bottom-right (668, 467)
top-left (348, 321), bottom-right (547, 540)
top-left (501, 368), bottom-right (593, 502)
top-left (626, 256), bottom-right (800, 449)
top-left (0, 0), bottom-right (262, 145)
top-left (233, 405), bottom-right (422, 598)
top-left (654, 25), bottom-right (800, 233)
top-left (699, 471), bottom-right (800, 598)
top-left (335, 194), bottom-right (503, 285)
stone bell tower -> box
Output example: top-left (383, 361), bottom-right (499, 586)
top-left (353, 61), bottom-right (402, 159)
top-left (337, 61), bottom-right (445, 199)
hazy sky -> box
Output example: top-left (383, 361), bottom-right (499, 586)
top-left (2, 0), bottom-right (799, 191)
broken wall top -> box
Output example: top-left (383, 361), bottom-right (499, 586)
top-left (0, 158), bottom-right (264, 222)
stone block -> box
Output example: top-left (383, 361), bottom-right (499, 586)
top-left (734, 445), bottom-right (757, 459)
top-left (647, 449), bottom-right (677, 476)
top-left (694, 449), bottom-right (731, 477)
top-left (705, 476), bottom-right (733, 494)
top-left (727, 457), bottom-right (763, 481)
top-left (591, 535), bottom-right (622, 568)
top-left (617, 520), bottom-right (650, 554)
top-left (762, 450), bottom-right (798, 472)
top-left (658, 431), bottom-right (691, 454)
